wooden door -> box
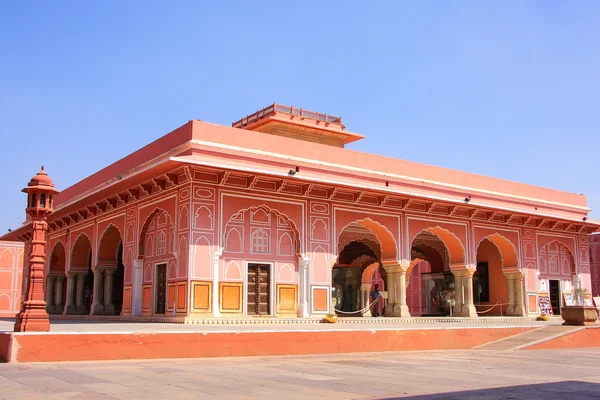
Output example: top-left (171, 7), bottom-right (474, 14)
top-left (155, 264), bottom-right (167, 314)
top-left (247, 264), bottom-right (270, 315)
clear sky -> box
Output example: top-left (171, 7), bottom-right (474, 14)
top-left (1, 1), bottom-right (599, 232)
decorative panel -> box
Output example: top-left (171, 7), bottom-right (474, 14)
top-left (277, 284), bottom-right (298, 315)
top-left (142, 284), bottom-right (152, 314)
top-left (220, 282), bottom-right (243, 313)
top-left (122, 286), bottom-right (132, 314)
top-left (192, 281), bottom-right (212, 312)
top-left (312, 286), bottom-right (329, 313)
top-left (167, 282), bottom-right (177, 312)
top-left (177, 281), bottom-right (187, 312)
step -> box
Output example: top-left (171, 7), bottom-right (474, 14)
top-left (475, 325), bottom-right (582, 351)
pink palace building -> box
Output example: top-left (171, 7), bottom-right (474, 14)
top-left (1, 104), bottom-right (599, 320)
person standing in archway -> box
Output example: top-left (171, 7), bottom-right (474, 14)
top-left (370, 284), bottom-right (381, 317)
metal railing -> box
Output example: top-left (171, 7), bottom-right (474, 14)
top-left (232, 103), bottom-right (343, 128)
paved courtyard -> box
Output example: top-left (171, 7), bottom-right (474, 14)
top-left (0, 348), bottom-right (599, 399)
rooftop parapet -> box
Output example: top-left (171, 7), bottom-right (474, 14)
top-left (232, 103), bottom-right (363, 147)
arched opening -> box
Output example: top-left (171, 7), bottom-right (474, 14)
top-left (97, 225), bottom-right (124, 315)
top-left (475, 239), bottom-right (508, 315)
top-left (333, 222), bottom-right (388, 317)
top-left (411, 230), bottom-right (453, 316)
top-left (538, 240), bottom-right (576, 315)
top-left (47, 242), bottom-right (67, 314)
top-left (70, 234), bottom-right (93, 314)
top-left (137, 208), bottom-right (175, 316)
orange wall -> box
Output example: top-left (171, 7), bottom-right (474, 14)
top-left (3, 326), bottom-right (534, 362)
top-left (0, 241), bottom-right (24, 317)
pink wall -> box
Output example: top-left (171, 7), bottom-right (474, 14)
top-left (0, 241), bottom-right (24, 317)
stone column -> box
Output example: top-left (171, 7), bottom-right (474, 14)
top-left (452, 274), bottom-right (464, 316)
top-left (54, 275), bottom-right (65, 313)
top-left (505, 275), bottom-right (516, 315)
top-left (45, 275), bottom-right (55, 314)
top-left (75, 273), bottom-right (85, 313)
top-left (383, 263), bottom-right (411, 318)
top-left (212, 253), bottom-right (221, 317)
top-left (64, 272), bottom-right (77, 314)
top-left (297, 257), bottom-right (309, 318)
top-left (103, 268), bottom-right (116, 315)
top-left (453, 269), bottom-right (477, 317)
top-left (90, 267), bottom-right (104, 315)
top-left (505, 271), bottom-right (524, 316)
top-left (514, 273), bottom-right (525, 316)
top-left (463, 271), bottom-right (477, 316)
top-left (131, 259), bottom-right (143, 316)
top-left (361, 284), bottom-right (372, 317)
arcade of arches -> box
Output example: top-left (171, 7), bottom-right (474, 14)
top-left (46, 226), bottom-right (125, 316)
top-left (33, 189), bottom-right (590, 320)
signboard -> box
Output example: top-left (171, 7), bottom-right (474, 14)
top-left (594, 297), bottom-right (600, 311)
top-left (583, 298), bottom-right (594, 307)
top-left (563, 293), bottom-right (575, 307)
top-left (538, 293), bottom-right (552, 315)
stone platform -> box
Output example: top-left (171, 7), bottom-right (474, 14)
top-left (0, 317), bottom-right (598, 363)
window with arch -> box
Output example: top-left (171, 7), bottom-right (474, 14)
top-left (40, 193), bottom-right (46, 208)
top-left (251, 229), bottom-right (270, 254)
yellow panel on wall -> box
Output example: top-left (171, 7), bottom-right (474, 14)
top-left (192, 281), bottom-right (211, 312)
top-left (167, 283), bottom-right (177, 312)
top-left (142, 285), bottom-right (152, 313)
top-left (177, 282), bottom-right (187, 312)
top-left (220, 282), bottom-right (243, 313)
top-left (122, 286), bottom-right (132, 314)
top-left (277, 284), bottom-right (298, 315)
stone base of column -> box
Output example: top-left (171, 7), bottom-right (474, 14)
top-left (14, 303), bottom-right (50, 332)
top-left (505, 305), bottom-right (517, 315)
top-left (384, 303), bottom-right (411, 318)
top-left (506, 305), bottom-right (524, 316)
top-left (103, 304), bottom-right (116, 315)
top-left (91, 303), bottom-right (104, 315)
top-left (297, 301), bottom-right (309, 318)
top-left (455, 304), bottom-right (478, 317)
top-left (65, 304), bottom-right (78, 314)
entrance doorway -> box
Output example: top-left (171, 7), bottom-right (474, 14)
top-left (155, 263), bottom-right (167, 314)
top-left (247, 263), bottom-right (270, 316)
top-left (549, 279), bottom-right (561, 315)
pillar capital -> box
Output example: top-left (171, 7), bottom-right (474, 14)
top-left (92, 266), bottom-right (104, 274)
top-left (504, 271), bottom-right (524, 280)
top-left (452, 268), bottom-right (476, 277)
top-left (382, 262), bottom-right (409, 274)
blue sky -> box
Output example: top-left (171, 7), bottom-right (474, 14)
top-left (1, 1), bottom-right (599, 232)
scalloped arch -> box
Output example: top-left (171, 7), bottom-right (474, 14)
top-left (411, 226), bottom-right (466, 266)
top-left (224, 204), bottom-right (300, 255)
top-left (70, 233), bottom-right (92, 269)
top-left (139, 207), bottom-right (173, 257)
top-left (476, 233), bottom-right (519, 271)
top-left (97, 224), bottom-right (123, 265)
top-left (338, 218), bottom-right (398, 262)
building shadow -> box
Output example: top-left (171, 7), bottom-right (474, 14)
top-left (375, 381), bottom-right (600, 400)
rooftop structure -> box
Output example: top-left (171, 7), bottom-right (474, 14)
top-left (232, 103), bottom-right (364, 147)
